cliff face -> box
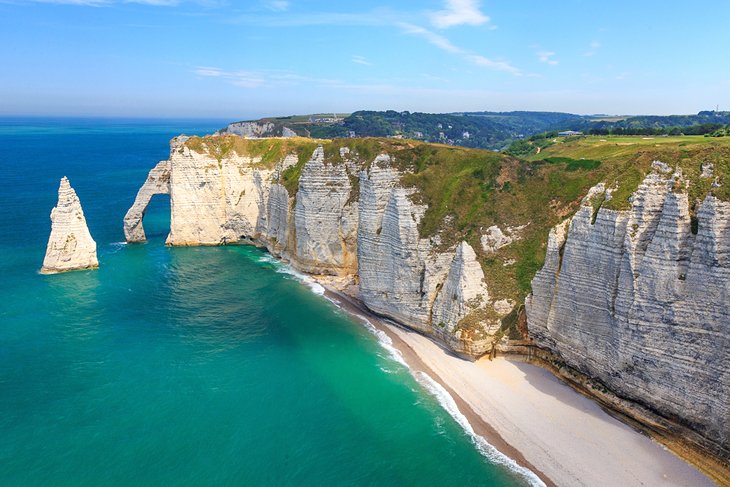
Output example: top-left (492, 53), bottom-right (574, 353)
top-left (526, 169), bottom-right (730, 458)
top-left (125, 134), bottom-right (730, 463)
top-left (41, 177), bottom-right (98, 274)
top-left (292, 146), bottom-right (357, 275)
top-left (125, 138), bottom-right (500, 355)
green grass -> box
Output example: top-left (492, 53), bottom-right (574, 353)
top-left (183, 134), bottom-right (730, 308)
top-left (529, 135), bottom-right (730, 207)
top-left (185, 136), bottom-right (319, 194)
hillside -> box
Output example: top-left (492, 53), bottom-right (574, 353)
top-left (125, 133), bottom-right (730, 470)
top-left (159, 134), bottom-right (729, 343)
top-left (220, 110), bottom-right (730, 151)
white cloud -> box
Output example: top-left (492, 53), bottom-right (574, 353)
top-left (399, 22), bottom-right (461, 53)
top-left (429, 0), bottom-right (490, 29)
top-left (194, 67), bottom-right (265, 88)
top-left (537, 50), bottom-right (558, 65)
top-left (23, 0), bottom-right (110, 5)
top-left (192, 67), bottom-right (344, 89)
top-left (22, 0), bottom-right (208, 5)
top-left (228, 10), bottom-right (388, 27)
top-left (351, 55), bottom-right (373, 66)
top-left (399, 22), bottom-right (521, 75)
top-left (194, 67), bottom-right (224, 77)
top-left (584, 41), bottom-right (602, 57)
top-left (126, 0), bottom-right (179, 5)
top-left (264, 0), bottom-right (288, 11)
top-left (467, 54), bottom-right (521, 75)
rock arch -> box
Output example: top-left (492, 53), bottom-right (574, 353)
top-left (123, 160), bottom-right (171, 242)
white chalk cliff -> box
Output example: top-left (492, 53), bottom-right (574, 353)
top-left (41, 177), bottom-right (98, 274)
top-left (125, 137), bottom-right (730, 465)
top-left (526, 170), bottom-right (730, 459)
top-left (124, 160), bottom-right (171, 242)
top-left (124, 138), bottom-right (500, 355)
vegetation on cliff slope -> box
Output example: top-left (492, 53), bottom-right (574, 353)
top-left (527, 135), bottom-right (730, 206)
top-left (183, 134), bottom-right (729, 323)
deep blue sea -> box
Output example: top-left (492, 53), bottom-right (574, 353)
top-left (0, 118), bottom-right (532, 486)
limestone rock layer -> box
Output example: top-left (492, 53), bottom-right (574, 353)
top-left (526, 171), bottom-right (730, 458)
top-left (123, 160), bottom-right (171, 242)
top-left (125, 140), bottom-right (499, 355)
top-left (126, 138), bottom-right (730, 459)
top-left (41, 177), bottom-right (98, 274)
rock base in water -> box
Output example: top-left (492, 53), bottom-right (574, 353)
top-left (41, 177), bottom-right (99, 274)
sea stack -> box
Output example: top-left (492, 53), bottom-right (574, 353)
top-left (40, 177), bottom-right (99, 274)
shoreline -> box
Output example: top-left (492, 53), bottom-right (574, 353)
top-left (316, 281), bottom-right (716, 487)
top-left (319, 286), bottom-right (554, 487)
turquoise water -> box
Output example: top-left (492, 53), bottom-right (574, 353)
top-left (0, 119), bottom-right (530, 486)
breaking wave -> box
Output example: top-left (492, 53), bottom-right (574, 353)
top-left (416, 372), bottom-right (546, 487)
top-left (256, 254), bottom-right (325, 295)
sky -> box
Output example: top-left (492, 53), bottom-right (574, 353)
top-left (1, 0), bottom-right (728, 118)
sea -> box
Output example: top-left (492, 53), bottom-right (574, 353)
top-left (0, 118), bottom-right (537, 486)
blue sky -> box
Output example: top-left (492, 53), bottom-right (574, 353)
top-left (1, 0), bottom-right (728, 118)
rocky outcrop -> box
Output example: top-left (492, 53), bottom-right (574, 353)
top-left (125, 135), bottom-right (730, 464)
top-left (526, 169), bottom-right (730, 458)
top-left (41, 177), bottom-right (98, 274)
top-left (123, 160), bottom-right (171, 242)
top-left (432, 242), bottom-right (489, 330)
top-left (163, 139), bottom-right (275, 245)
top-left (220, 121), bottom-right (297, 138)
top-left (431, 242), bottom-right (493, 353)
top-left (221, 121), bottom-right (275, 138)
top-left (125, 139), bottom-right (501, 355)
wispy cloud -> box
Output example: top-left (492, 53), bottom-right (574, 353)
top-left (399, 22), bottom-right (520, 75)
top-left (20, 0), bottom-right (109, 5)
top-left (537, 50), bottom-right (558, 65)
top-left (192, 66), bottom-right (343, 88)
top-left (263, 0), bottom-right (288, 12)
top-left (428, 0), bottom-right (489, 29)
top-left (467, 54), bottom-right (521, 75)
top-left (399, 22), bottom-right (460, 53)
top-left (193, 67), bottom-right (265, 88)
top-left (126, 0), bottom-right (179, 5)
top-left (584, 41), bottom-right (601, 57)
top-left (421, 73), bottom-right (450, 83)
top-left (352, 55), bottom-right (373, 66)
top-left (19, 0), bottom-right (212, 5)
top-left (227, 9), bottom-right (392, 27)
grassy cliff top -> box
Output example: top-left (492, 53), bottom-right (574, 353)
top-left (182, 134), bottom-right (729, 305)
top-left (526, 135), bottom-right (730, 207)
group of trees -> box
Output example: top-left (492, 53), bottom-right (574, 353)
top-left (587, 123), bottom-right (726, 136)
top-left (706, 124), bottom-right (730, 137)
top-left (236, 110), bottom-right (730, 151)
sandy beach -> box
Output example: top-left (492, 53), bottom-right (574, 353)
top-left (322, 287), bottom-right (716, 487)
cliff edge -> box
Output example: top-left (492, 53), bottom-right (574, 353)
top-left (125, 134), bottom-right (730, 471)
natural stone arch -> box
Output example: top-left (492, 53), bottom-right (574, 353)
top-left (123, 160), bottom-right (171, 242)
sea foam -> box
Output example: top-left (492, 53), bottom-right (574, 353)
top-left (256, 250), bottom-right (544, 486)
top-left (415, 372), bottom-right (546, 487)
top-left (354, 313), bottom-right (545, 487)
top-left (256, 254), bottom-right (326, 295)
